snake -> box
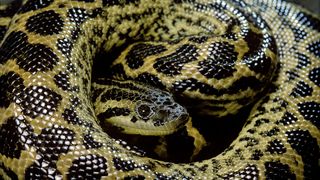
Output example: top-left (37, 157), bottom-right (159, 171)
top-left (0, 0), bottom-right (319, 179)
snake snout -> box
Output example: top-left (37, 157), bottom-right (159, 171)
top-left (153, 99), bottom-right (189, 128)
top-left (143, 90), bottom-right (189, 134)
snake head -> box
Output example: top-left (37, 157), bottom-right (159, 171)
top-left (132, 91), bottom-right (189, 135)
top-left (94, 80), bottom-right (189, 136)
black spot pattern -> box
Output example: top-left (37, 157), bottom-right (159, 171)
top-left (0, 72), bottom-right (24, 108)
top-left (99, 88), bottom-right (142, 102)
top-left (244, 29), bottom-right (263, 48)
top-left (62, 108), bottom-right (93, 127)
top-left (265, 161), bottom-right (296, 179)
top-left (130, 116), bottom-right (138, 123)
top-left (286, 70), bottom-right (299, 81)
top-left (0, 116), bottom-right (34, 159)
top-left (298, 101), bottom-right (320, 128)
top-left (19, 0), bottom-right (54, 13)
top-left (70, 28), bottom-right (81, 41)
top-left (113, 158), bottom-right (138, 171)
top-left (222, 164), bottom-right (259, 179)
top-left (17, 86), bottom-right (62, 118)
top-left (244, 53), bottom-right (273, 75)
top-left (135, 73), bottom-right (166, 90)
top-left (113, 157), bottom-right (150, 172)
top-left (244, 29), bottom-right (263, 53)
top-left (254, 118), bottom-right (270, 127)
top-left (155, 173), bottom-right (184, 180)
top-left (67, 154), bottom-right (108, 179)
top-left (198, 164), bottom-right (209, 172)
top-left (70, 96), bottom-right (81, 107)
top-left (35, 125), bottom-right (75, 157)
top-left (226, 76), bottom-right (265, 94)
top-left (307, 40), bottom-right (320, 58)
top-left (251, 150), bottom-right (263, 160)
top-left (172, 78), bottom-right (217, 95)
top-left (0, 31), bottom-right (59, 72)
top-left (272, 96), bottom-right (288, 108)
top-left (126, 43), bottom-right (166, 69)
top-left (91, 87), bottom-right (105, 102)
top-left (154, 44), bottom-right (198, 76)
top-left (276, 112), bottom-right (298, 125)
top-left (199, 42), bottom-right (238, 79)
top-left (26, 10), bottom-right (64, 35)
top-left (57, 38), bottom-right (73, 57)
top-left (54, 71), bottom-right (77, 91)
top-left (76, 0), bottom-right (95, 2)
top-left (16, 43), bottom-right (59, 72)
top-left (108, 63), bottom-right (128, 79)
top-left (260, 127), bottom-right (279, 137)
top-left (275, 3), bottom-right (291, 14)
top-left (247, 129), bottom-right (256, 134)
top-left (267, 140), bottom-right (286, 154)
top-left (292, 27), bottom-right (307, 41)
top-left (290, 81), bottom-right (313, 97)
top-left (0, 162), bottom-right (18, 180)
top-left (53, 71), bottom-right (71, 89)
top-left (189, 36), bottom-right (208, 43)
top-left (239, 137), bottom-right (258, 147)
top-left (308, 67), bottom-right (320, 87)
top-left (68, 8), bottom-right (91, 26)
top-left (296, 11), bottom-right (320, 31)
top-left (97, 107), bottom-right (131, 120)
top-left (102, 0), bottom-right (140, 6)
top-left (296, 52), bottom-right (310, 69)
top-left (25, 158), bottom-right (62, 179)
top-left (286, 130), bottom-right (319, 179)
top-left (124, 175), bottom-right (146, 180)
top-left (25, 125), bottom-right (76, 179)
top-left (0, 31), bottom-right (28, 64)
top-left (83, 133), bottom-right (103, 149)
top-left (90, 22), bottom-right (104, 36)
top-left (172, 76), bottom-right (262, 96)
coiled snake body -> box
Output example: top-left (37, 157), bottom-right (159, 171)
top-left (0, 0), bottom-right (319, 179)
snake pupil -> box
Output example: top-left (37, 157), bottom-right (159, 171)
top-left (137, 104), bottom-right (153, 120)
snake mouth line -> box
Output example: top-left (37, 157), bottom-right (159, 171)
top-left (108, 113), bottom-right (190, 136)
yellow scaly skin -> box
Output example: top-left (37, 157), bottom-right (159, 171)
top-left (0, 0), bottom-right (319, 179)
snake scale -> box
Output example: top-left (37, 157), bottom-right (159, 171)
top-left (0, 0), bottom-right (320, 179)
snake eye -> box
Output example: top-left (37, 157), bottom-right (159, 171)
top-left (136, 103), bottom-right (155, 120)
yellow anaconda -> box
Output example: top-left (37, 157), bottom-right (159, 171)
top-left (0, 0), bottom-right (319, 179)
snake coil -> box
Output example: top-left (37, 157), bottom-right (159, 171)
top-left (0, 0), bottom-right (319, 179)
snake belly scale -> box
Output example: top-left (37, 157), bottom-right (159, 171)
top-left (0, 0), bottom-right (319, 179)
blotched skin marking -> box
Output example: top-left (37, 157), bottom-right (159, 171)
top-left (0, 0), bottom-right (319, 179)
top-left (26, 10), bottom-right (64, 35)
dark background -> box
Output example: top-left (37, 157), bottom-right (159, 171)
top-left (1, 0), bottom-right (320, 15)
top-left (287, 0), bottom-right (320, 15)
